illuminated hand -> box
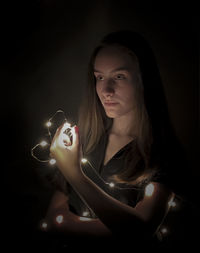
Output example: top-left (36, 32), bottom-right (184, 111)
top-left (50, 123), bottom-right (82, 179)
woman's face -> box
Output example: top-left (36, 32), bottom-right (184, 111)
top-left (94, 46), bottom-right (139, 119)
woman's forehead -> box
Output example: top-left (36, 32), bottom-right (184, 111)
top-left (94, 46), bottom-right (137, 73)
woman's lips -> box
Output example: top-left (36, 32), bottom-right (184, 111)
top-left (104, 101), bottom-right (118, 107)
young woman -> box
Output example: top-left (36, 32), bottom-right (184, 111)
top-left (41, 30), bottom-right (183, 249)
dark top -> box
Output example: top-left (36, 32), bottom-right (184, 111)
top-left (46, 133), bottom-right (196, 249)
top-left (68, 133), bottom-right (169, 218)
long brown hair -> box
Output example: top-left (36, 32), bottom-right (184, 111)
top-left (78, 30), bottom-right (172, 185)
top-left (46, 31), bottom-right (185, 196)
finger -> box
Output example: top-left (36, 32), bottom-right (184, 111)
top-left (52, 123), bottom-right (65, 144)
top-left (74, 125), bottom-right (83, 158)
top-left (53, 123), bottom-right (70, 146)
top-left (51, 126), bottom-right (63, 150)
top-left (73, 125), bottom-right (80, 149)
top-left (63, 139), bottom-right (72, 146)
top-left (63, 129), bottom-right (73, 144)
top-left (56, 123), bottom-right (66, 136)
top-left (63, 128), bottom-right (71, 135)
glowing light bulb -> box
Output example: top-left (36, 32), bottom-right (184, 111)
top-left (160, 227), bottom-right (168, 234)
top-left (49, 158), bottom-right (56, 165)
top-left (55, 215), bottom-right (64, 224)
top-left (46, 121), bottom-right (52, 127)
top-left (145, 183), bottom-right (154, 197)
top-left (79, 217), bottom-right (92, 221)
top-left (41, 221), bottom-right (48, 229)
top-left (82, 211), bottom-right (89, 217)
top-left (81, 158), bottom-right (88, 164)
top-left (109, 182), bottom-right (115, 188)
top-left (40, 140), bottom-right (48, 147)
top-left (168, 198), bottom-right (176, 208)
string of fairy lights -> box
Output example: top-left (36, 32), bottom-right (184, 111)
top-left (31, 110), bottom-right (178, 241)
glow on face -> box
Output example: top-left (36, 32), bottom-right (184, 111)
top-left (94, 46), bottom-right (139, 119)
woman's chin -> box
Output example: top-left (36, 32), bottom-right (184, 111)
top-left (105, 111), bottom-right (118, 119)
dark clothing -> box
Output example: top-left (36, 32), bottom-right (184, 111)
top-left (68, 134), bottom-right (144, 218)
top-left (68, 133), bottom-right (170, 218)
top-left (66, 133), bottom-right (197, 250)
top-left (41, 133), bottom-right (196, 251)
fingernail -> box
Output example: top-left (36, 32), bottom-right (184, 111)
top-left (75, 126), bottom-right (79, 133)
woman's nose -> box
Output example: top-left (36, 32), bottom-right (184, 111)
top-left (102, 79), bottom-right (115, 97)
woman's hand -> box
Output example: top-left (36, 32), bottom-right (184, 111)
top-left (50, 123), bottom-right (83, 180)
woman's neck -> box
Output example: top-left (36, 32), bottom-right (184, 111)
top-left (111, 113), bottom-right (136, 138)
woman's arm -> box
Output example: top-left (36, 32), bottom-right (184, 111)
top-left (49, 125), bottom-right (172, 239)
top-left (43, 190), bottom-right (112, 238)
top-left (66, 173), bottom-right (172, 237)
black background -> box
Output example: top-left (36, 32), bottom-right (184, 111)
top-left (1, 0), bottom-right (199, 251)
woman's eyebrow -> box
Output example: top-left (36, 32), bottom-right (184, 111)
top-left (94, 66), bottom-right (130, 73)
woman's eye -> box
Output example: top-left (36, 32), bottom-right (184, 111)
top-left (115, 74), bottom-right (125, 80)
top-left (96, 76), bottom-right (104, 81)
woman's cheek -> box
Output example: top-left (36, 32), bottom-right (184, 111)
top-left (96, 83), bottom-right (101, 96)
